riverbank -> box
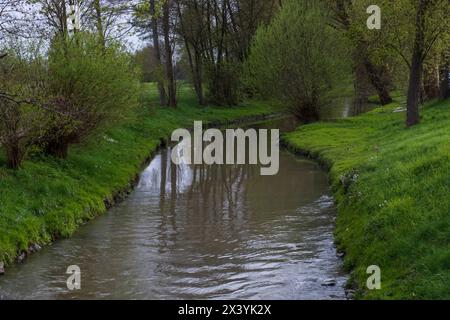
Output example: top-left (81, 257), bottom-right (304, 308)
top-left (283, 98), bottom-right (450, 299)
top-left (0, 84), bottom-right (279, 269)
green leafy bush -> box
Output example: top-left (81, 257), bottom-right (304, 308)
top-left (42, 34), bottom-right (140, 158)
top-left (245, 0), bottom-right (350, 121)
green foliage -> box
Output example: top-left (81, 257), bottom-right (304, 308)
top-left (245, 0), bottom-right (350, 121)
top-left (45, 33), bottom-right (140, 152)
top-left (284, 98), bottom-right (450, 299)
top-left (348, 0), bottom-right (449, 91)
top-left (0, 46), bottom-right (48, 168)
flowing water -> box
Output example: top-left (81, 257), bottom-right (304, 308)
top-left (0, 117), bottom-right (347, 300)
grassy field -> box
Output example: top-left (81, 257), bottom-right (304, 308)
top-left (0, 84), bottom-right (277, 266)
top-left (284, 98), bottom-right (450, 299)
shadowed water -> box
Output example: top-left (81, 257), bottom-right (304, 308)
top-left (0, 117), bottom-right (347, 300)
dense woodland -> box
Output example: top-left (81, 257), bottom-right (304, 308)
top-left (0, 0), bottom-right (448, 169)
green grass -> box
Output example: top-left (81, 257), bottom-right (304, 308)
top-left (284, 98), bottom-right (450, 299)
top-left (0, 83), bottom-right (277, 265)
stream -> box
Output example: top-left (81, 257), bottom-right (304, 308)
top-left (0, 117), bottom-right (348, 300)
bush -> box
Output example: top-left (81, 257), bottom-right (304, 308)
top-left (42, 34), bottom-right (140, 158)
top-left (245, 0), bottom-right (350, 122)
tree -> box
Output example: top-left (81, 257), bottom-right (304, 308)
top-left (330, 0), bottom-right (394, 106)
top-left (134, 0), bottom-right (177, 107)
top-left (357, 0), bottom-right (448, 127)
top-left (405, 0), bottom-right (448, 126)
top-left (42, 34), bottom-right (139, 158)
top-left (149, 0), bottom-right (167, 106)
top-left (245, 0), bottom-right (349, 121)
top-left (162, 0), bottom-right (176, 107)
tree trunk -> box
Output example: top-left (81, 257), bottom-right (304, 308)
top-left (5, 139), bottom-right (23, 169)
top-left (175, 0), bottom-right (205, 106)
top-left (334, 0), bottom-right (392, 106)
top-left (182, 38), bottom-right (205, 106)
top-left (61, 0), bottom-right (69, 37)
top-left (423, 63), bottom-right (440, 100)
top-left (406, 0), bottom-right (426, 127)
top-left (353, 59), bottom-right (370, 116)
top-left (150, 0), bottom-right (167, 107)
top-left (93, 0), bottom-right (105, 47)
top-left (44, 134), bottom-right (75, 159)
top-left (363, 59), bottom-right (393, 105)
top-left (194, 52), bottom-right (205, 106)
top-left (440, 60), bottom-right (449, 99)
top-left (162, 0), bottom-right (177, 107)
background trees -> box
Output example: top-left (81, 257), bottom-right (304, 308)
top-left (0, 1), bottom-right (139, 167)
top-left (134, 0), bottom-right (280, 107)
top-left (345, 0), bottom-right (448, 126)
top-left (0, 0), bottom-right (449, 169)
top-left (174, 0), bottom-right (279, 106)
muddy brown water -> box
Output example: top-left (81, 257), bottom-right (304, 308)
top-left (0, 117), bottom-right (348, 300)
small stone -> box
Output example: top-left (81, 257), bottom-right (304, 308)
top-left (29, 243), bottom-right (42, 253)
top-left (346, 289), bottom-right (356, 300)
top-left (16, 252), bottom-right (26, 263)
top-left (0, 262), bottom-right (5, 275)
top-left (337, 252), bottom-right (345, 258)
top-left (322, 279), bottom-right (337, 286)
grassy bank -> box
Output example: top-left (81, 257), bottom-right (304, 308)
top-left (284, 98), bottom-right (450, 299)
top-left (0, 84), bottom-right (277, 266)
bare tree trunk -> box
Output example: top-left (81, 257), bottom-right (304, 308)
top-left (440, 58), bottom-right (449, 100)
top-left (406, 0), bottom-right (426, 127)
top-left (194, 51), bottom-right (205, 105)
top-left (93, 0), bottom-right (105, 47)
top-left (5, 138), bottom-right (23, 169)
top-left (364, 60), bottom-right (393, 105)
top-left (162, 0), bottom-right (177, 107)
top-left (333, 0), bottom-right (392, 106)
top-left (150, 0), bottom-right (167, 107)
top-left (353, 59), bottom-right (370, 115)
top-left (185, 42), bottom-right (205, 106)
top-left (423, 62), bottom-right (440, 99)
top-left (61, 0), bottom-right (69, 37)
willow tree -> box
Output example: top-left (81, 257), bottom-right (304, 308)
top-left (245, 0), bottom-right (350, 122)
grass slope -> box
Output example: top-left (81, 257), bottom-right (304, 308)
top-left (284, 98), bottom-right (450, 299)
top-left (0, 84), bottom-right (277, 265)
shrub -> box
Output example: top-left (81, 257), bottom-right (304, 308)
top-left (245, 0), bottom-right (350, 122)
top-left (42, 34), bottom-right (140, 158)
